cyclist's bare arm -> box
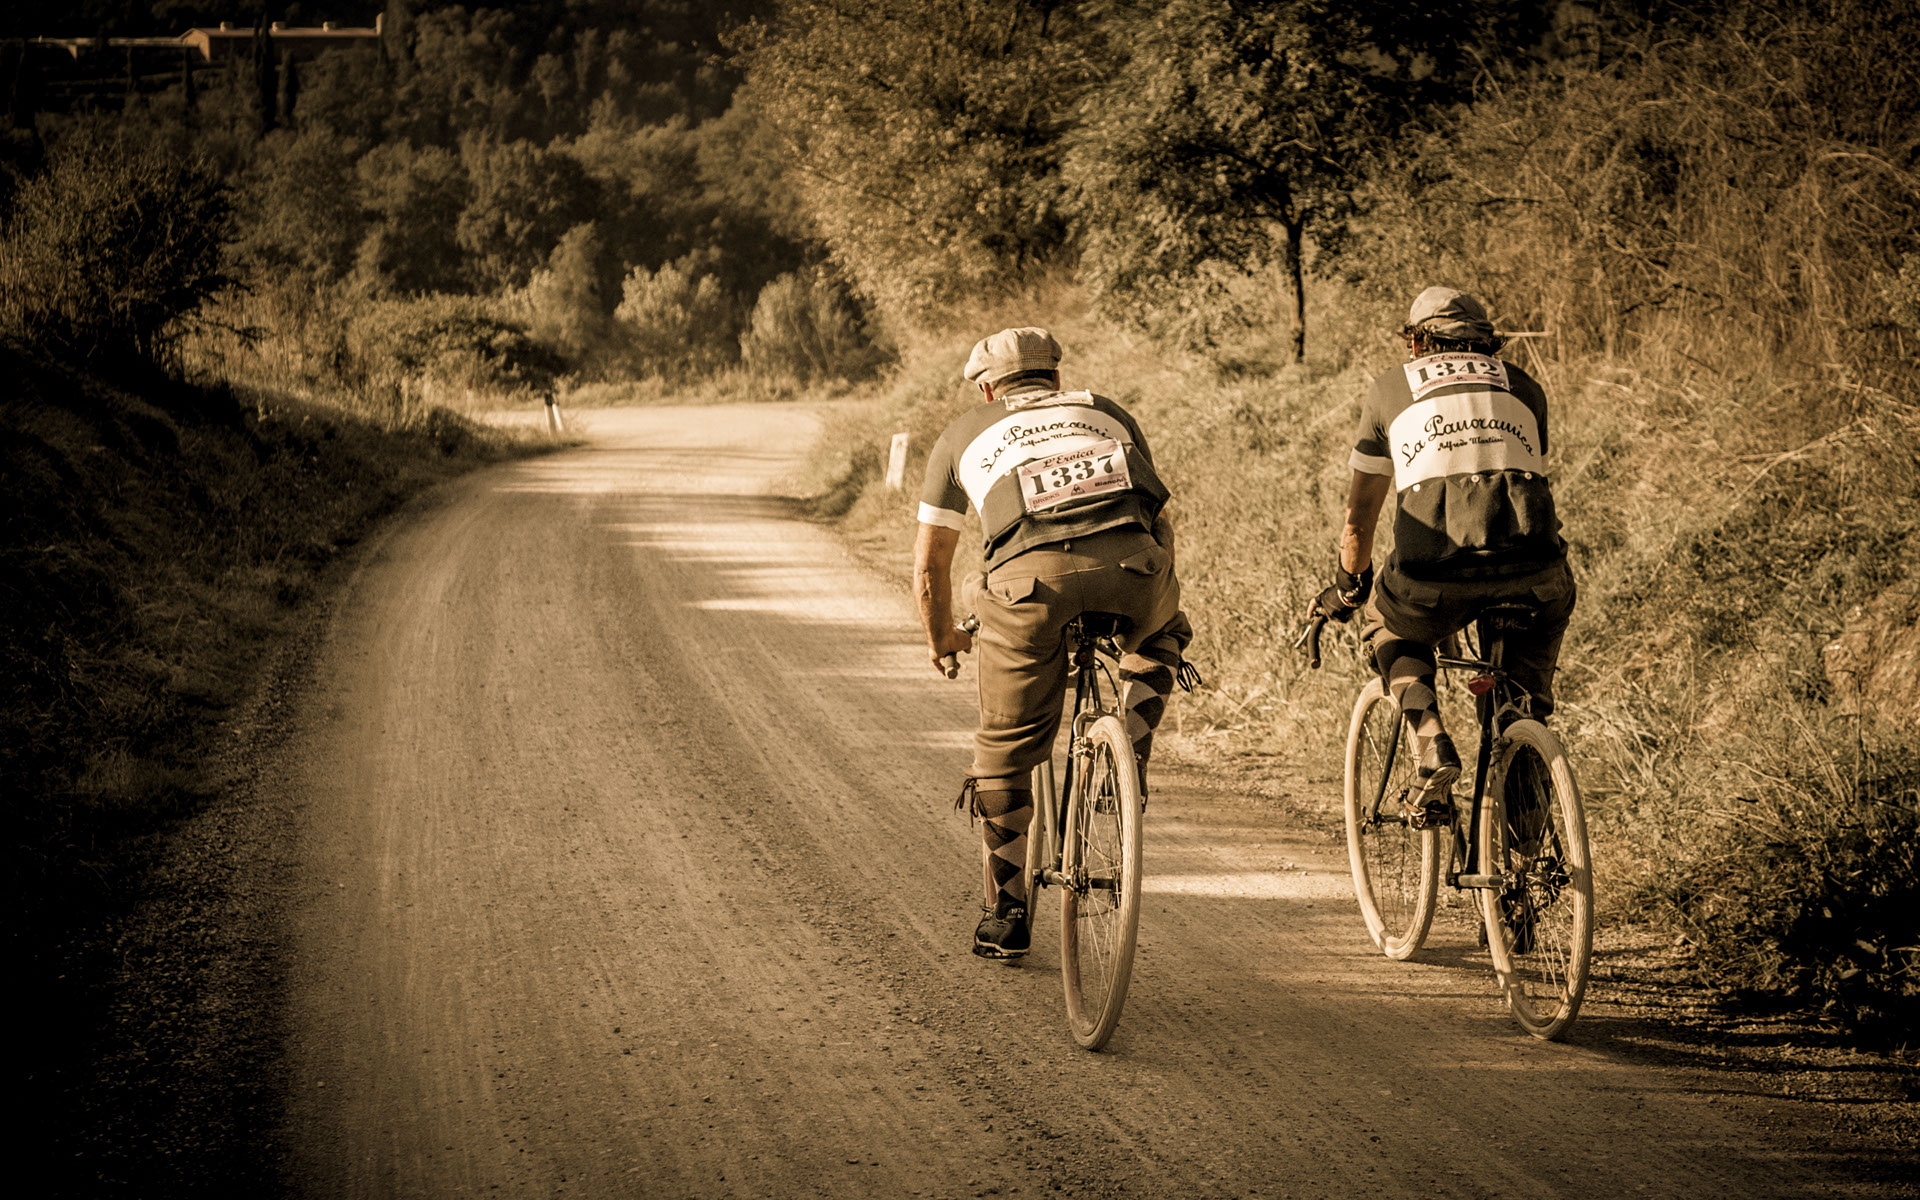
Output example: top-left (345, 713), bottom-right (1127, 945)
top-left (1339, 470), bottom-right (1391, 576)
top-left (913, 522), bottom-right (974, 673)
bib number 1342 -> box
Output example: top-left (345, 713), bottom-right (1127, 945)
top-left (1018, 439), bottom-right (1131, 513)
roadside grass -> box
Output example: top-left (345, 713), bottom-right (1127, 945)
top-left (3, 337), bottom-right (549, 1191)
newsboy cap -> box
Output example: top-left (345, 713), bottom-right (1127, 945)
top-left (1407, 287), bottom-right (1495, 341)
top-left (963, 326), bottom-right (1063, 385)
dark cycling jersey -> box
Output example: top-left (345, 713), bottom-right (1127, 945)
top-left (1351, 352), bottom-right (1565, 580)
top-left (919, 384), bottom-right (1168, 570)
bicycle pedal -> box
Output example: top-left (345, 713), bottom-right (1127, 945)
top-left (1408, 798), bottom-right (1455, 830)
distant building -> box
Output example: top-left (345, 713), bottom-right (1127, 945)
top-left (178, 18), bottom-right (384, 64)
top-left (33, 18), bottom-right (382, 65)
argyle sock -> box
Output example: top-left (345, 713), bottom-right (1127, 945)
top-left (1119, 627), bottom-right (1188, 767)
top-left (1376, 637), bottom-right (1446, 748)
top-left (977, 786), bottom-right (1033, 907)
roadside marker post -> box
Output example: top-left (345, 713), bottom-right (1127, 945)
top-left (885, 432), bottom-right (909, 490)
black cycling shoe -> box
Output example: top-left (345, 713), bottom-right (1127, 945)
top-left (1410, 732), bottom-right (1461, 811)
top-left (972, 899), bottom-right (1030, 960)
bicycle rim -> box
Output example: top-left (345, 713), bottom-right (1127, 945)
top-left (1059, 716), bottom-right (1143, 1050)
top-left (1479, 720), bottom-right (1593, 1040)
top-left (1344, 680), bottom-right (1440, 960)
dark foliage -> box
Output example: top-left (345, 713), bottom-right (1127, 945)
top-left (0, 127), bottom-right (232, 369)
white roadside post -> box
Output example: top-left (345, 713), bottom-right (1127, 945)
top-left (545, 392), bottom-right (565, 435)
top-left (885, 432), bottom-right (909, 490)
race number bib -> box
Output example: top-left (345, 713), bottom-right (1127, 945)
top-left (1402, 353), bottom-right (1509, 402)
top-left (1017, 439), bottom-right (1131, 513)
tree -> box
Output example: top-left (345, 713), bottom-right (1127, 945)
top-left (734, 0), bottom-right (1096, 326)
top-left (355, 140), bottom-right (469, 293)
top-left (227, 126), bottom-right (368, 287)
top-left (1064, 0), bottom-right (1535, 358)
top-left (519, 221), bottom-right (609, 364)
top-left (455, 136), bottom-right (597, 289)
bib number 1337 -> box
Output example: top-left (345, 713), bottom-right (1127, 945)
top-left (1018, 439), bottom-right (1131, 513)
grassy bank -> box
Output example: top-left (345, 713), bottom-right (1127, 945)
top-left (3, 341), bottom-right (542, 1194)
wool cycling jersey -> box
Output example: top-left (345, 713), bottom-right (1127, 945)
top-left (1350, 352), bottom-right (1565, 580)
top-left (919, 385), bottom-right (1169, 570)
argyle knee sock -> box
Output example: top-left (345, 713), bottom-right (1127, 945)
top-left (1119, 631), bottom-right (1186, 767)
top-left (1377, 637), bottom-right (1445, 746)
top-left (977, 786), bottom-right (1033, 908)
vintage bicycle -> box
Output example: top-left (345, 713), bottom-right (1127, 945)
top-left (1302, 603), bottom-right (1593, 1040)
top-left (945, 612), bottom-right (1144, 1050)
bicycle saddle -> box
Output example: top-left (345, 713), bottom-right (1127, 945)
top-left (1476, 602), bottom-right (1539, 632)
top-left (1075, 611), bottom-right (1132, 639)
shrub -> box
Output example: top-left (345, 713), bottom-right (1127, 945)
top-left (0, 129), bottom-right (232, 368)
top-left (346, 294), bottom-right (566, 401)
top-left (1643, 731), bottom-right (1919, 1046)
top-left (739, 270), bottom-right (884, 384)
top-left (612, 258), bottom-right (737, 378)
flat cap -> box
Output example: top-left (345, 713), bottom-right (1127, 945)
top-left (1407, 287), bottom-right (1495, 341)
top-left (963, 326), bottom-right (1062, 385)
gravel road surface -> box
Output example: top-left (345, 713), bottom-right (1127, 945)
top-left (269, 405), bottom-right (1903, 1199)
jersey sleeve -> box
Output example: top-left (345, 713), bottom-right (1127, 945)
top-left (917, 427), bottom-right (967, 530)
top-left (1348, 372), bottom-right (1395, 477)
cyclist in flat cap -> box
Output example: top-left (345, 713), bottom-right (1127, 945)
top-left (916, 326), bottom-right (1194, 959)
top-left (1314, 287), bottom-right (1576, 819)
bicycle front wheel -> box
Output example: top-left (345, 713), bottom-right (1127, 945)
top-left (1345, 678), bottom-right (1440, 960)
top-left (1478, 719), bottom-right (1593, 1040)
top-left (1059, 715), bottom-right (1143, 1051)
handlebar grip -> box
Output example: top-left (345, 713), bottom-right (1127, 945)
top-left (939, 654), bottom-right (960, 678)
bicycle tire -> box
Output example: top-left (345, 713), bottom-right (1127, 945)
top-left (1059, 714), bottom-right (1143, 1051)
top-left (1344, 678), bottom-right (1441, 960)
top-left (1478, 719), bottom-right (1593, 1040)
top-left (1024, 760), bottom-right (1057, 932)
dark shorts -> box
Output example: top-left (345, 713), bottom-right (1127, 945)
top-left (1361, 560), bottom-right (1577, 718)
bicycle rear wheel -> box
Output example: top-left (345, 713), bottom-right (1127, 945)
top-left (1344, 678), bottom-right (1441, 960)
top-left (1059, 715), bottom-right (1143, 1050)
top-left (1478, 719), bottom-right (1592, 1040)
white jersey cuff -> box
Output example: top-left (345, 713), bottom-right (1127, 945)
top-left (916, 502), bottom-right (966, 531)
top-left (1348, 449), bottom-right (1393, 476)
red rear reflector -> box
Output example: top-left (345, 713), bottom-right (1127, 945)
top-left (1468, 675), bottom-right (1495, 695)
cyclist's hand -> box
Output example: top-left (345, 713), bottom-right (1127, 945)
top-left (1311, 563), bottom-right (1372, 624)
top-left (1311, 586), bottom-right (1359, 624)
top-left (930, 624), bottom-right (974, 675)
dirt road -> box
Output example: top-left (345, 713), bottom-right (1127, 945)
top-left (271, 405), bottom-right (1901, 1199)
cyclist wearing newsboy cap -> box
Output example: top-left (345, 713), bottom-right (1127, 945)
top-left (915, 327), bottom-right (1195, 960)
top-left (1314, 288), bottom-right (1577, 820)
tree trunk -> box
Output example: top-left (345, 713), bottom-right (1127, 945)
top-left (1285, 216), bottom-right (1306, 364)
